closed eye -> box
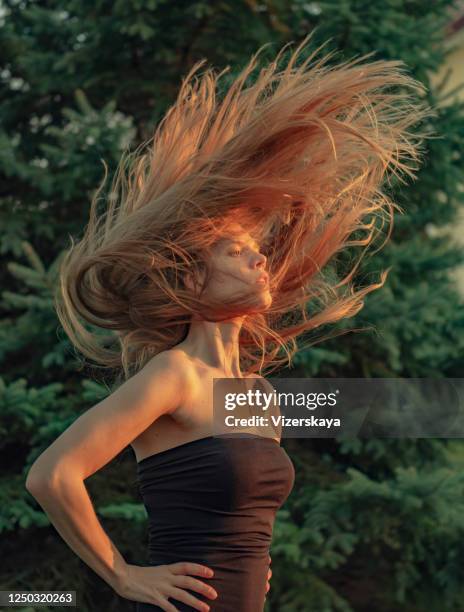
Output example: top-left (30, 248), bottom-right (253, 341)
top-left (229, 249), bottom-right (242, 256)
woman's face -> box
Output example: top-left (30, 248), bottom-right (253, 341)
top-left (199, 223), bottom-right (272, 310)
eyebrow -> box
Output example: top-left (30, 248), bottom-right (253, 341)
top-left (218, 238), bottom-right (261, 251)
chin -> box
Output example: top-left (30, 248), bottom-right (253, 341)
top-left (259, 290), bottom-right (273, 309)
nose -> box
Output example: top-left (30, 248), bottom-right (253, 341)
top-left (254, 252), bottom-right (267, 269)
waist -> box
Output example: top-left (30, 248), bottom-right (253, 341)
top-left (147, 543), bottom-right (272, 568)
top-left (142, 551), bottom-right (269, 612)
top-left (146, 511), bottom-right (275, 560)
top-left (148, 527), bottom-right (273, 558)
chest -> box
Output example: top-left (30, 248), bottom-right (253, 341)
top-left (173, 369), bottom-right (263, 429)
top-left (131, 368), bottom-right (265, 459)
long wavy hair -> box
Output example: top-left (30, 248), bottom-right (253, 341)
top-left (54, 33), bottom-right (436, 381)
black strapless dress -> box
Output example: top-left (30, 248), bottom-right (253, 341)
top-left (134, 433), bottom-right (295, 611)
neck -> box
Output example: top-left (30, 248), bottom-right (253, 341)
top-left (176, 316), bottom-right (246, 377)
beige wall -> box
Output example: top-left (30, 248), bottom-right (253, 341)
top-left (429, 27), bottom-right (464, 296)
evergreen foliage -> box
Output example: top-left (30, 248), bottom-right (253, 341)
top-left (1, 1), bottom-right (463, 610)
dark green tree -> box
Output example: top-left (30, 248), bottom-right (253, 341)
top-left (1, 1), bottom-right (463, 611)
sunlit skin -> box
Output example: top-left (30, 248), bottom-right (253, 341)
top-left (197, 222), bottom-right (272, 310)
top-left (180, 221), bottom-right (272, 379)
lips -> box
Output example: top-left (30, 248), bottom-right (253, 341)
top-left (256, 273), bottom-right (269, 285)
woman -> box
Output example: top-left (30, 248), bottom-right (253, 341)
top-left (25, 33), bottom-right (433, 611)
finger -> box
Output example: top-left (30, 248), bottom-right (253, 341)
top-left (173, 575), bottom-right (218, 600)
top-left (268, 554), bottom-right (272, 564)
top-left (267, 568), bottom-right (272, 579)
top-left (153, 596), bottom-right (179, 612)
top-left (169, 586), bottom-right (211, 612)
top-left (170, 562), bottom-right (214, 578)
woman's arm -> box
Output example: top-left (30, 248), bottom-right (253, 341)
top-left (25, 350), bottom-right (188, 595)
top-left (26, 474), bottom-right (128, 592)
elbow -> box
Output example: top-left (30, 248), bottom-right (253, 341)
top-left (25, 474), bottom-right (47, 496)
top-left (25, 463), bottom-right (62, 497)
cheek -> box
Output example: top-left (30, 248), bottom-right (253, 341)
top-left (208, 268), bottom-right (250, 293)
top-left (213, 259), bottom-right (244, 278)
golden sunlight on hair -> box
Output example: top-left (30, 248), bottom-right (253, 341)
top-left (54, 32), bottom-right (436, 379)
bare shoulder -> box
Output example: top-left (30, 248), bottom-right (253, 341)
top-left (150, 347), bottom-right (198, 396)
top-left (132, 349), bottom-right (182, 396)
top-left (25, 347), bottom-right (194, 485)
top-left (145, 346), bottom-right (192, 375)
top-left (156, 347), bottom-right (197, 380)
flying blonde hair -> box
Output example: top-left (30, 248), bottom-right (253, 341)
top-left (54, 33), bottom-right (436, 380)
